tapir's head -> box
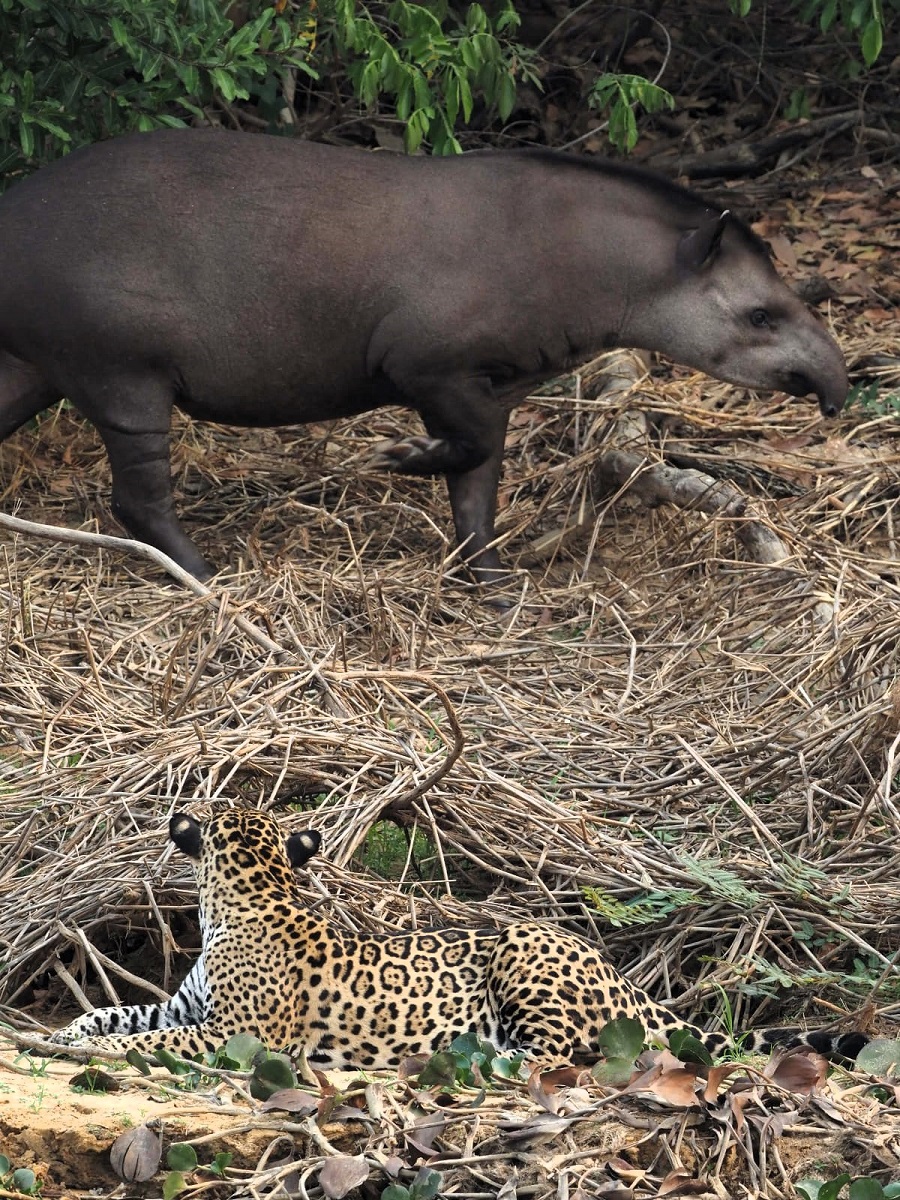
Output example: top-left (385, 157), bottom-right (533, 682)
top-left (642, 210), bottom-right (848, 416)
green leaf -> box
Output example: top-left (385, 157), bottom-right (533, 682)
top-left (855, 1038), bottom-right (900, 1078)
top-left (153, 1048), bottom-right (188, 1075)
top-left (860, 17), bottom-right (883, 66)
top-left (410, 1167), bottom-right (443, 1200)
top-left (850, 1180), bottom-right (888, 1200)
top-left (12, 1168), bottom-right (36, 1193)
top-left (668, 1029), bottom-right (714, 1067)
top-left (497, 71), bottom-right (515, 121)
top-left (166, 1143), bottom-right (198, 1172)
top-left (163, 1170), bottom-right (187, 1200)
top-left (883, 1185), bottom-right (900, 1199)
top-left (382, 1187), bottom-right (411, 1200)
top-left (416, 1050), bottom-right (458, 1088)
top-left (224, 1032), bottom-right (265, 1069)
top-left (819, 1177), bottom-right (852, 1200)
top-left (596, 1016), bottom-right (645, 1061)
top-left (250, 1053), bottom-right (296, 1099)
top-left (209, 1151), bottom-right (233, 1177)
top-left (211, 67), bottom-right (237, 102)
top-left (0, 1154), bottom-right (10, 1175)
top-left (795, 1183), bottom-right (823, 1200)
top-left (591, 1054), bottom-right (636, 1086)
top-left (18, 116), bottom-right (34, 160)
top-left (109, 17), bottom-right (129, 47)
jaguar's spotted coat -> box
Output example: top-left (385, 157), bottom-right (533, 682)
top-left (50, 809), bottom-right (867, 1067)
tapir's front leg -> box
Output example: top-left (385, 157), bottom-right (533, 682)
top-left (371, 372), bottom-right (512, 585)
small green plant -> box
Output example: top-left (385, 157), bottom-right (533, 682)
top-left (0, 1154), bottom-right (42, 1196)
top-left (383, 1166), bottom-right (443, 1200)
top-left (591, 1015), bottom-right (645, 1085)
top-left (583, 886), bottom-right (699, 928)
top-left (416, 1032), bottom-right (524, 1090)
top-left (164, 1143), bottom-right (234, 1200)
top-left (797, 1175), bottom-right (900, 1199)
top-left (847, 381), bottom-right (900, 417)
top-left (588, 73), bottom-right (674, 152)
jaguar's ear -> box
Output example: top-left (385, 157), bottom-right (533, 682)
top-left (287, 829), bottom-right (321, 869)
top-left (170, 813), bottom-right (202, 858)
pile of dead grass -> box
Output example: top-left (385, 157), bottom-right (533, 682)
top-left (1, 323), bottom-right (899, 1195)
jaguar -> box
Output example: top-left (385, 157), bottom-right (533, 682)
top-left (50, 808), bottom-right (867, 1068)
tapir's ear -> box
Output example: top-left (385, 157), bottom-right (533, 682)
top-left (170, 813), bottom-right (202, 858)
top-left (677, 210), bottom-right (730, 272)
top-left (287, 829), bottom-right (321, 868)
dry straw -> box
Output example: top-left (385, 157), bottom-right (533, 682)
top-left (1, 337), bottom-right (899, 1192)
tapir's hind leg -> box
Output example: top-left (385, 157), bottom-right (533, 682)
top-left (77, 375), bottom-right (215, 580)
top-left (0, 352), bottom-right (61, 439)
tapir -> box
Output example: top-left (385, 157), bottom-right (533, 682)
top-left (0, 130), bottom-right (847, 583)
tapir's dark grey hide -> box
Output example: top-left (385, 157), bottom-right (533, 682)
top-left (0, 131), bottom-right (848, 582)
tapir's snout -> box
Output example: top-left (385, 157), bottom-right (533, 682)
top-left (782, 368), bottom-right (849, 418)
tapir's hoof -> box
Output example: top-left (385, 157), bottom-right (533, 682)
top-left (369, 435), bottom-right (446, 473)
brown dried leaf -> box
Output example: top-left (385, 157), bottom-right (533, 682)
top-left (399, 1055), bottom-right (430, 1079)
top-left (768, 233), bottom-right (798, 271)
top-left (539, 1065), bottom-right (586, 1091)
top-left (527, 1064), bottom-right (561, 1114)
top-left (109, 1124), bottom-right (162, 1183)
top-left (658, 1169), bottom-right (710, 1196)
top-left (702, 1063), bottom-right (747, 1103)
top-left (318, 1155), bottom-right (370, 1199)
top-left (69, 1066), bottom-right (120, 1093)
top-left (404, 1111), bottom-right (446, 1158)
top-left (646, 1066), bottom-right (703, 1108)
top-left (501, 1112), bottom-right (575, 1143)
top-left (259, 1088), bottom-right (319, 1114)
top-left (764, 1048), bottom-right (827, 1096)
top-left (497, 1167), bottom-right (519, 1199)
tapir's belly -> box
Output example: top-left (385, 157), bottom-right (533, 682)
top-left (174, 371), bottom-right (404, 428)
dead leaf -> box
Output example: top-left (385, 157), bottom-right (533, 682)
top-left (768, 233), bottom-right (798, 271)
top-left (317, 1155), bottom-right (370, 1199)
top-left (497, 1167), bottom-right (519, 1199)
top-left (539, 1065), bottom-right (588, 1091)
top-left (259, 1088), bottom-right (319, 1114)
top-left (399, 1055), bottom-right (430, 1079)
top-left (109, 1124), bottom-right (162, 1183)
top-left (404, 1111), bottom-right (446, 1158)
top-left (69, 1066), bottom-right (120, 1093)
top-left (764, 1048), bottom-right (827, 1095)
top-left (658, 1169), bottom-right (710, 1196)
top-left (501, 1112), bottom-right (576, 1143)
top-left (527, 1064), bottom-right (561, 1113)
top-left (702, 1063), bottom-right (747, 1103)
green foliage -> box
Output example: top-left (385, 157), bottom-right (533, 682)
top-left (796, 0), bottom-right (894, 65)
top-left (855, 1038), bottom-right (900, 1077)
top-left (0, 0), bottom-right (534, 171)
top-left (0, 1154), bottom-right (41, 1197)
top-left (583, 885), bottom-right (699, 928)
top-left (325, 0), bottom-right (536, 154)
top-left (846, 381), bottom-right (900, 417)
top-left (383, 1167), bottom-right (443, 1200)
top-left (164, 1142), bottom-right (232, 1198)
top-left (416, 1032), bottom-right (524, 1089)
top-left (668, 1028), bottom-right (714, 1066)
top-left (797, 1176), bottom-right (900, 1200)
top-left (0, 0), bottom-right (318, 175)
top-left (591, 1015), bottom-right (645, 1085)
top-left (588, 73), bottom-right (673, 153)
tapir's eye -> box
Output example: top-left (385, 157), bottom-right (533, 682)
top-left (750, 308), bottom-right (770, 328)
